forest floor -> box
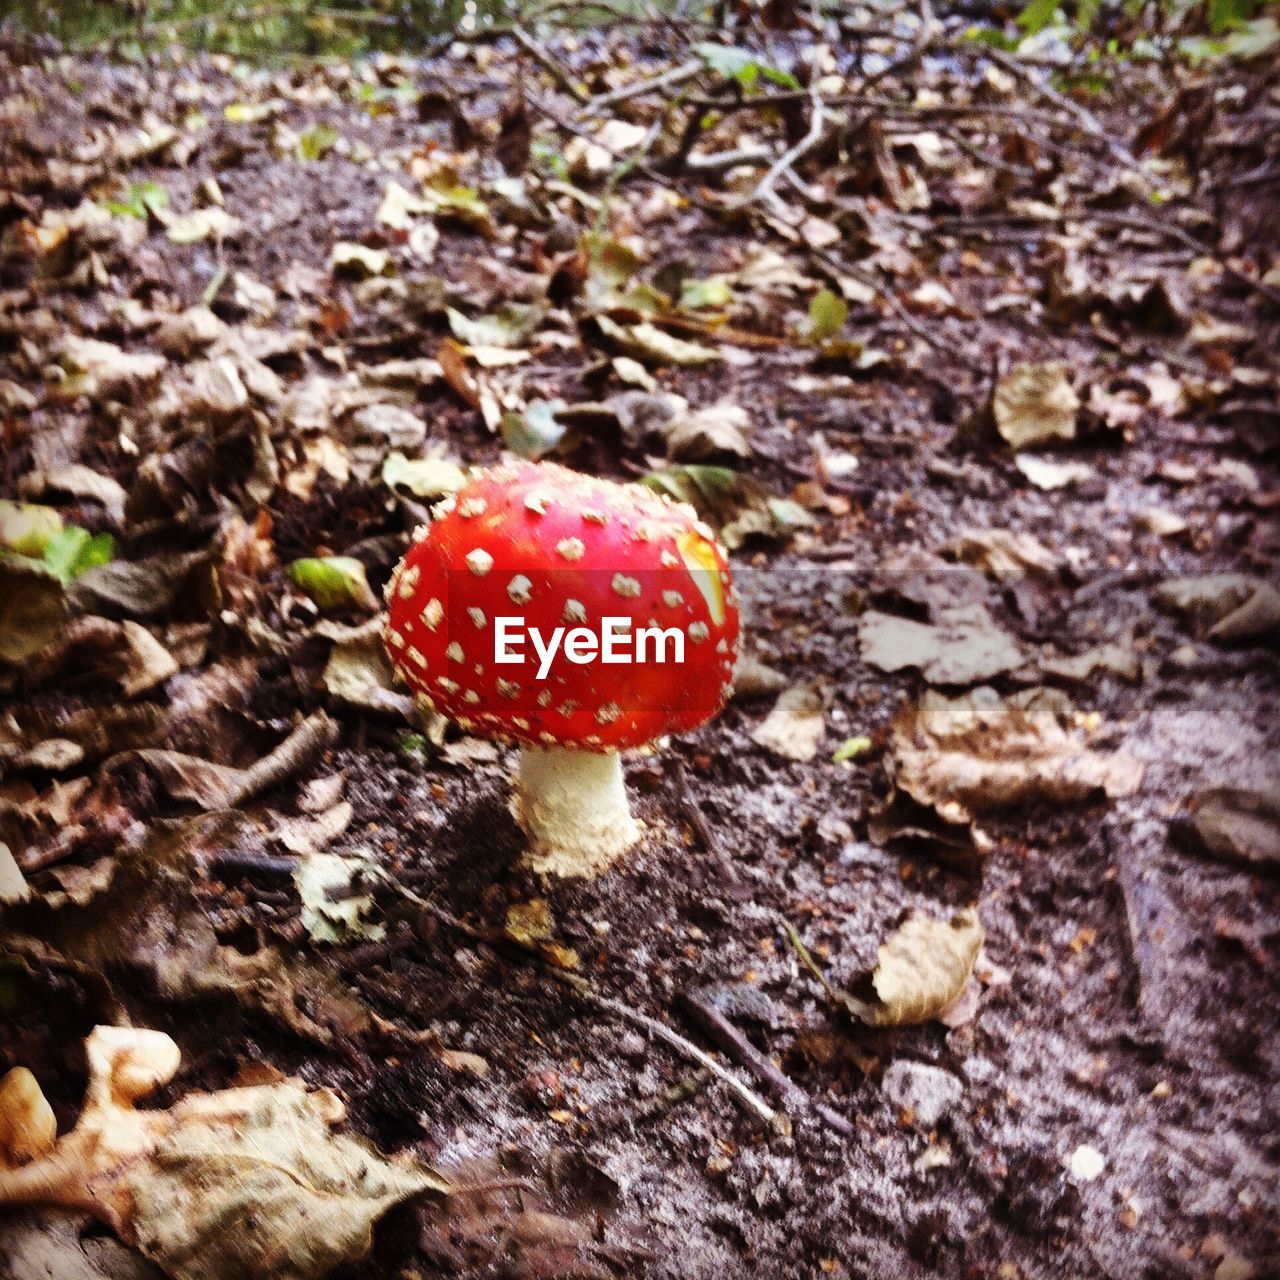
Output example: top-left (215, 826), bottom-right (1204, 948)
top-left (1, 12), bottom-right (1278, 1280)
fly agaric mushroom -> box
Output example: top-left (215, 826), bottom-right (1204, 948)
top-left (384, 460), bottom-right (739, 876)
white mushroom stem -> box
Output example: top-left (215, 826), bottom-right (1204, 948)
top-left (515, 746), bottom-right (640, 877)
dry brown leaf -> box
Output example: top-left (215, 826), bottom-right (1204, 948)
top-left (860, 605), bottom-right (1025, 685)
top-left (0, 1026), bottom-right (449, 1280)
top-left (891, 687), bottom-right (1143, 826)
top-left (870, 909), bottom-right (984, 1026)
top-left (751, 684), bottom-right (825, 762)
top-left (992, 362), bottom-right (1078, 449)
top-left (951, 529), bottom-right (1061, 579)
top-left (1173, 788), bottom-right (1280, 871)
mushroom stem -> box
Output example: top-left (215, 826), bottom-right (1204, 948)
top-left (515, 746), bottom-right (640, 877)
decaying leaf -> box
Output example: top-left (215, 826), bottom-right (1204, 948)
top-left (1172, 787), bottom-right (1280, 871)
top-left (1014, 454), bottom-right (1095, 490)
top-left (951, 529), bottom-right (1060, 579)
top-left (294, 849), bottom-right (386, 943)
top-left (0, 559), bottom-right (69, 663)
top-left (331, 241), bottom-right (390, 279)
top-left (664, 403), bottom-right (753, 461)
top-left (381, 450), bottom-right (467, 497)
top-left (751, 684), bottom-right (825, 762)
top-left (869, 909), bottom-right (984, 1026)
top-left (785, 908), bottom-right (983, 1027)
top-left (596, 316), bottom-right (719, 367)
top-left (860, 605), bottom-right (1025, 685)
top-left (0, 1026), bottom-right (449, 1280)
top-left (992, 362), bottom-right (1079, 449)
top-left (1153, 575), bottom-right (1280, 643)
top-left (891, 686), bottom-right (1143, 828)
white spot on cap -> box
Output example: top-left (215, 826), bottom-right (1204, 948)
top-left (423, 598), bottom-right (443, 629)
top-left (512, 716), bottom-right (530, 730)
top-left (557, 537), bottom-right (585, 562)
top-left (558, 700), bottom-right (578, 717)
top-left (525, 491), bottom-right (551, 515)
top-left (437, 676), bottom-right (460, 693)
top-left (432, 495), bottom-right (457, 520)
top-left (507, 574), bottom-right (533, 604)
top-left (632, 523), bottom-right (654, 542)
top-left (689, 621), bottom-right (709, 643)
top-left (597, 702), bottom-right (620, 724)
top-left (466, 548), bottom-right (493, 576)
top-left (411, 523), bottom-right (430, 544)
top-left (407, 646), bottom-right (427, 668)
top-left (660, 550), bottom-right (678, 568)
top-left (497, 678), bottom-right (520, 699)
top-left (562, 598), bottom-right (586, 624)
top-left (468, 607), bottom-right (487, 628)
top-left (536, 689), bottom-right (552, 707)
top-left (585, 734), bottom-right (602, 746)
top-left (693, 520), bottom-right (715, 541)
top-left (539, 731), bottom-right (557, 744)
top-left (582, 508), bottom-right (607, 525)
top-left (464, 689), bottom-right (480, 705)
top-left (662, 590), bottom-right (683, 608)
top-left (456, 717), bottom-right (475, 731)
top-left (398, 564), bottom-right (420, 599)
top-left (458, 497), bottom-right (487, 518)
top-left (716, 637), bottom-right (728, 654)
top-left (612, 574), bottom-right (640, 599)
top-left (446, 641), bottom-right (464, 662)
top-left (388, 628), bottom-right (406, 649)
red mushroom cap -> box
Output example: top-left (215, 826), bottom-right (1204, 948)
top-left (384, 460), bottom-right (739, 750)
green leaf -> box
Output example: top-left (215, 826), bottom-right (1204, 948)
top-left (680, 275), bottom-right (734, 311)
top-left (0, 500), bottom-right (63, 558)
top-left (1017, 0), bottom-right (1058, 34)
top-left (501, 400), bottom-right (568, 460)
top-left (805, 288), bottom-right (849, 343)
top-left (104, 180), bottom-right (170, 220)
top-left (695, 43), bottom-right (799, 91)
top-left (224, 101), bottom-right (274, 123)
top-left (41, 527), bottom-right (114, 584)
top-left (833, 735), bottom-right (873, 764)
top-left (297, 121), bottom-right (338, 162)
top-left (289, 557), bottom-right (376, 611)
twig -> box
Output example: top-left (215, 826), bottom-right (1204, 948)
top-left (678, 992), bottom-right (855, 1137)
top-left (228, 711), bottom-right (338, 807)
top-left (406, 895), bottom-right (782, 1129)
top-left (731, 45), bottom-right (829, 213)
top-left (513, 25), bottom-right (589, 103)
top-left (582, 58), bottom-right (704, 114)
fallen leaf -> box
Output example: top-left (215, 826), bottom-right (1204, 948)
top-left (1014, 453), bottom-right (1095, 490)
top-left (860, 605), bottom-right (1025, 685)
top-left (289, 557), bottom-right (377, 611)
top-left (1172, 787), bottom-right (1280, 871)
top-left (752, 684), bottom-right (825, 762)
top-left (1153, 575), bottom-right (1280, 642)
top-left (381, 450), bottom-right (466, 497)
top-left (951, 528), bottom-right (1060, 578)
top-left (0, 1026), bottom-right (449, 1280)
top-left (891, 686), bottom-right (1143, 828)
top-left (0, 559), bottom-right (68, 663)
top-left (665, 403), bottom-right (753, 461)
top-left (294, 849), bottom-right (386, 944)
top-left (596, 316), bottom-right (719, 366)
top-left (331, 241), bottom-right (390, 279)
top-left (869, 909), bottom-right (984, 1026)
top-left (1039, 642), bottom-right (1142, 684)
top-left (60, 336), bottom-right (166, 400)
top-left (993, 362), bottom-right (1079, 448)
top-left (165, 207), bottom-right (240, 244)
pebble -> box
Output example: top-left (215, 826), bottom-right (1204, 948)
top-left (881, 1060), bottom-right (964, 1127)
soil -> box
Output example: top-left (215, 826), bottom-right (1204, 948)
top-left (1, 24), bottom-right (1278, 1280)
